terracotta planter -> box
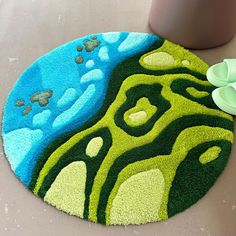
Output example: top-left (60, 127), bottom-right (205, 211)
top-left (149, 0), bottom-right (236, 49)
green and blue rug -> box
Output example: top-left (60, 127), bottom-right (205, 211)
top-left (2, 32), bottom-right (234, 225)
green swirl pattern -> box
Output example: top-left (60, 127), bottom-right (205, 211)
top-left (29, 39), bottom-right (234, 225)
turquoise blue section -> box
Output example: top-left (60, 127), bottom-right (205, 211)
top-left (3, 128), bottom-right (43, 171)
top-left (57, 88), bottom-right (78, 108)
top-left (2, 32), bottom-right (159, 186)
top-left (33, 110), bottom-right (52, 127)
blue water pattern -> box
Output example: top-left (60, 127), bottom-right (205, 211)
top-left (2, 32), bottom-right (159, 186)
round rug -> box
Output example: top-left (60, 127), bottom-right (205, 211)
top-left (2, 32), bottom-right (234, 225)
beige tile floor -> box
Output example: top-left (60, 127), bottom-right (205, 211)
top-left (0, 0), bottom-right (236, 235)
